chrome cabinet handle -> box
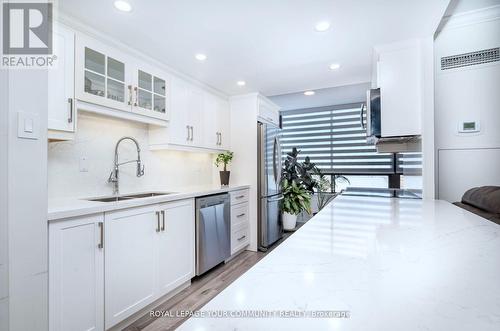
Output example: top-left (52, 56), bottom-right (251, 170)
top-left (67, 98), bottom-right (73, 123)
top-left (219, 132), bottom-right (222, 146)
top-left (156, 211), bottom-right (161, 232)
top-left (235, 195), bottom-right (244, 199)
top-left (236, 213), bottom-right (245, 218)
top-left (186, 125), bottom-right (190, 141)
top-left (161, 210), bottom-right (166, 232)
top-left (133, 86), bottom-right (138, 107)
top-left (237, 235), bottom-right (246, 241)
top-left (98, 222), bottom-right (104, 249)
top-left (215, 132), bottom-right (219, 145)
top-left (128, 85), bottom-right (133, 105)
top-left (190, 126), bottom-right (194, 141)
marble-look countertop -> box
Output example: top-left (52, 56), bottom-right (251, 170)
top-left (48, 184), bottom-right (250, 221)
top-left (178, 195), bottom-right (500, 331)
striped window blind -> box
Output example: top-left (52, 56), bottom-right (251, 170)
top-left (281, 103), bottom-right (396, 174)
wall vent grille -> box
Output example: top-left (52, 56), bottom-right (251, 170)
top-left (441, 47), bottom-right (499, 70)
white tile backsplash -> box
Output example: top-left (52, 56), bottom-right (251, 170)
top-left (48, 112), bottom-right (216, 199)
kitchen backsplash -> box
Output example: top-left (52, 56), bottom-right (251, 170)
top-left (48, 112), bottom-right (217, 199)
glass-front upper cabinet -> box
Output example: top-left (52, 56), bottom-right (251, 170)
top-left (75, 34), bottom-right (130, 112)
top-left (132, 67), bottom-right (168, 120)
top-left (75, 34), bottom-right (169, 123)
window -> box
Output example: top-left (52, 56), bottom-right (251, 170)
top-left (281, 103), bottom-right (422, 191)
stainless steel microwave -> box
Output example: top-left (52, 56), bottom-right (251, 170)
top-left (365, 88), bottom-right (381, 138)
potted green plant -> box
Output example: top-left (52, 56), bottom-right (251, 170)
top-left (215, 151), bottom-right (234, 186)
top-left (281, 179), bottom-right (312, 230)
top-left (280, 148), bottom-right (317, 230)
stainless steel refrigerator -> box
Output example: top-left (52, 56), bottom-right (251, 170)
top-left (257, 121), bottom-right (283, 251)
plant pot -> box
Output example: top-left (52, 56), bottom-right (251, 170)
top-left (219, 171), bottom-right (230, 186)
top-left (283, 212), bottom-right (297, 231)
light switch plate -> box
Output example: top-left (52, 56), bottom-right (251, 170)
top-left (17, 112), bottom-right (40, 140)
top-left (79, 156), bottom-right (89, 172)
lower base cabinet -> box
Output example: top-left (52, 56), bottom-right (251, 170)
top-left (49, 199), bottom-right (195, 331)
top-left (49, 214), bottom-right (104, 331)
top-left (104, 205), bottom-right (158, 328)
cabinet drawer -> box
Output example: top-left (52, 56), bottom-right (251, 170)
top-left (230, 189), bottom-right (249, 205)
top-left (231, 202), bottom-right (249, 230)
top-left (231, 226), bottom-right (249, 255)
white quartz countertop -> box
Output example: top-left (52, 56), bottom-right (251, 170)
top-left (47, 184), bottom-right (250, 221)
top-left (178, 195), bottom-right (500, 331)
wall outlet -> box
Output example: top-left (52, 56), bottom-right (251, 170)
top-left (79, 156), bottom-right (89, 172)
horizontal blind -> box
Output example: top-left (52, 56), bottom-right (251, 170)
top-left (281, 104), bottom-right (395, 174)
top-left (396, 152), bottom-right (422, 175)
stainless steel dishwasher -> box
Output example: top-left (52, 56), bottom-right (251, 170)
top-left (195, 193), bottom-right (231, 276)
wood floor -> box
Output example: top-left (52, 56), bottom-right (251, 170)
top-left (123, 228), bottom-right (300, 331)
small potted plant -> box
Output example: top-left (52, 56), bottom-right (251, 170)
top-left (281, 179), bottom-right (312, 230)
top-left (215, 151), bottom-right (234, 186)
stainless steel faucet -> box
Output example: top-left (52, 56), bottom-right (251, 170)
top-left (108, 136), bottom-right (145, 195)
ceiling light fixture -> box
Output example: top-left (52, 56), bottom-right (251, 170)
top-left (114, 0), bottom-right (132, 12)
top-left (304, 91), bottom-right (315, 96)
top-left (329, 63), bottom-right (340, 70)
top-left (195, 53), bottom-right (207, 61)
top-left (236, 81), bottom-right (246, 87)
top-left (314, 21), bottom-right (331, 32)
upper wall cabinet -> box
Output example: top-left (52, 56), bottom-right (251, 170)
top-left (374, 39), bottom-right (422, 137)
top-left (149, 77), bottom-right (230, 152)
top-left (258, 97), bottom-right (280, 127)
top-left (203, 92), bottom-right (230, 150)
top-left (48, 23), bottom-right (75, 141)
top-left (75, 34), bottom-right (170, 126)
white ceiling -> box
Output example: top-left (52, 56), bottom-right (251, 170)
top-left (59, 0), bottom-right (450, 96)
top-left (270, 82), bottom-right (370, 111)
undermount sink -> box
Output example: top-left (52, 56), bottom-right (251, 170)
top-left (86, 192), bottom-right (173, 203)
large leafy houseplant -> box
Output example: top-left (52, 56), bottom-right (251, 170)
top-left (280, 148), bottom-right (317, 229)
top-left (281, 179), bottom-right (312, 215)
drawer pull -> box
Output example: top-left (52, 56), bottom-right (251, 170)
top-left (235, 195), bottom-right (245, 199)
top-left (236, 213), bottom-right (246, 218)
top-left (237, 235), bottom-right (246, 241)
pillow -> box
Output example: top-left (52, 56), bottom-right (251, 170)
top-left (462, 186), bottom-right (500, 214)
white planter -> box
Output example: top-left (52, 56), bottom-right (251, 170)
top-left (283, 212), bottom-right (297, 231)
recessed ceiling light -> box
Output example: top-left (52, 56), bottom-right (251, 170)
top-left (195, 53), bottom-right (207, 61)
top-left (236, 81), bottom-right (246, 86)
top-left (314, 21), bottom-right (331, 32)
top-left (114, 0), bottom-right (132, 12)
top-left (329, 63), bottom-right (340, 70)
top-left (304, 91), bottom-right (315, 96)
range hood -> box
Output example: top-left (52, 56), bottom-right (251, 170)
top-left (367, 135), bottom-right (421, 153)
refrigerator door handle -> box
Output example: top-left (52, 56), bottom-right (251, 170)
top-left (267, 195), bottom-right (284, 202)
top-left (273, 136), bottom-right (278, 185)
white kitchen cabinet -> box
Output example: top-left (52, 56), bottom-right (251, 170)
top-left (149, 77), bottom-right (230, 151)
top-left (48, 23), bottom-right (75, 140)
top-left (49, 215), bottom-right (104, 331)
top-left (75, 33), bottom-right (169, 125)
top-left (104, 199), bottom-right (195, 328)
top-left (187, 87), bottom-right (204, 146)
top-left (229, 189), bottom-right (250, 255)
top-left (375, 40), bottom-right (422, 137)
top-left (157, 199), bottom-right (195, 296)
top-left (131, 63), bottom-right (170, 121)
top-left (104, 205), bottom-right (158, 329)
top-left (258, 97), bottom-right (280, 127)
top-left (203, 92), bottom-right (230, 150)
